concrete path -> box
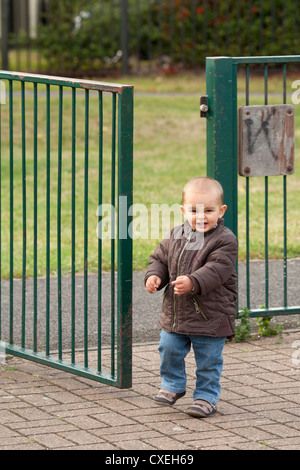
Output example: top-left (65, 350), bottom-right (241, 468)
top-left (0, 331), bottom-right (299, 450)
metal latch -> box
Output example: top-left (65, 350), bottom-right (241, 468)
top-left (200, 96), bottom-right (209, 117)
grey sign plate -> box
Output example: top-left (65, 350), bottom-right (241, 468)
top-left (238, 105), bottom-right (295, 177)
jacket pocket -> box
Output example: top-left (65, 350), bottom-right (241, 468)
top-left (190, 297), bottom-right (208, 321)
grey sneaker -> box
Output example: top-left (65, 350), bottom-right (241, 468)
top-left (187, 399), bottom-right (217, 418)
top-left (154, 389), bottom-right (186, 405)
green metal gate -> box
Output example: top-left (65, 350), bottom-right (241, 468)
top-left (204, 55), bottom-right (300, 319)
top-left (0, 71), bottom-right (133, 388)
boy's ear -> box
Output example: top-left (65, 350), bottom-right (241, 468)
top-left (220, 205), bottom-right (227, 217)
top-left (180, 205), bottom-right (185, 216)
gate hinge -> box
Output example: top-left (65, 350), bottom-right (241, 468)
top-left (200, 96), bottom-right (209, 117)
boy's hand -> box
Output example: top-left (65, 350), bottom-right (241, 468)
top-left (146, 275), bottom-right (161, 294)
top-left (172, 276), bottom-right (193, 295)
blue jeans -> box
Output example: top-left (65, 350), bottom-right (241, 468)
top-left (158, 330), bottom-right (226, 405)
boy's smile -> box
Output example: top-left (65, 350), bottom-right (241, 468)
top-left (181, 189), bottom-right (227, 233)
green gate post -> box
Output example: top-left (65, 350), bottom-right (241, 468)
top-left (206, 57), bottom-right (238, 237)
top-left (117, 87), bottom-right (134, 388)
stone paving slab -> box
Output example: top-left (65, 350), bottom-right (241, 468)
top-left (0, 331), bottom-right (300, 451)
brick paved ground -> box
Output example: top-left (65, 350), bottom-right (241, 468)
top-left (0, 330), bottom-right (300, 450)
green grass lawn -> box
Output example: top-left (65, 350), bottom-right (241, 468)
top-left (0, 72), bottom-right (299, 278)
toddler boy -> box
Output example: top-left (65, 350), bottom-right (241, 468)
top-left (145, 176), bottom-right (238, 418)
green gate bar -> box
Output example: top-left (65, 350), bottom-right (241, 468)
top-left (0, 71), bottom-right (133, 388)
top-left (206, 56), bottom-right (238, 238)
top-left (206, 55), bottom-right (300, 319)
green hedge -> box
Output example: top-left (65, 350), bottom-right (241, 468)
top-left (36, 0), bottom-right (300, 74)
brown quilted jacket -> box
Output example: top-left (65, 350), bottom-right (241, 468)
top-left (145, 219), bottom-right (238, 338)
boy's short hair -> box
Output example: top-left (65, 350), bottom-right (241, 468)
top-left (182, 177), bottom-right (224, 205)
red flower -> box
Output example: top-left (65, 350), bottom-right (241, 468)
top-left (196, 6), bottom-right (204, 15)
top-left (182, 8), bottom-right (190, 19)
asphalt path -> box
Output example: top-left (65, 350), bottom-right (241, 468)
top-left (0, 259), bottom-right (299, 351)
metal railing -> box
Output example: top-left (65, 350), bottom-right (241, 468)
top-left (205, 55), bottom-right (300, 319)
top-left (0, 71), bottom-right (133, 388)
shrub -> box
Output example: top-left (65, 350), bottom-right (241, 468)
top-left (36, 0), bottom-right (300, 75)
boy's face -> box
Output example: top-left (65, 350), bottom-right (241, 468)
top-left (181, 188), bottom-right (227, 233)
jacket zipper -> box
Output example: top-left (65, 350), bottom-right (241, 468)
top-left (191, 297), bottom-right (208, 321)
top-left (172, 229), bottom-right (194, 331)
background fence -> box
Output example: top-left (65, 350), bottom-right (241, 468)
top-left (1, 0), bottom-right (300, 77)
